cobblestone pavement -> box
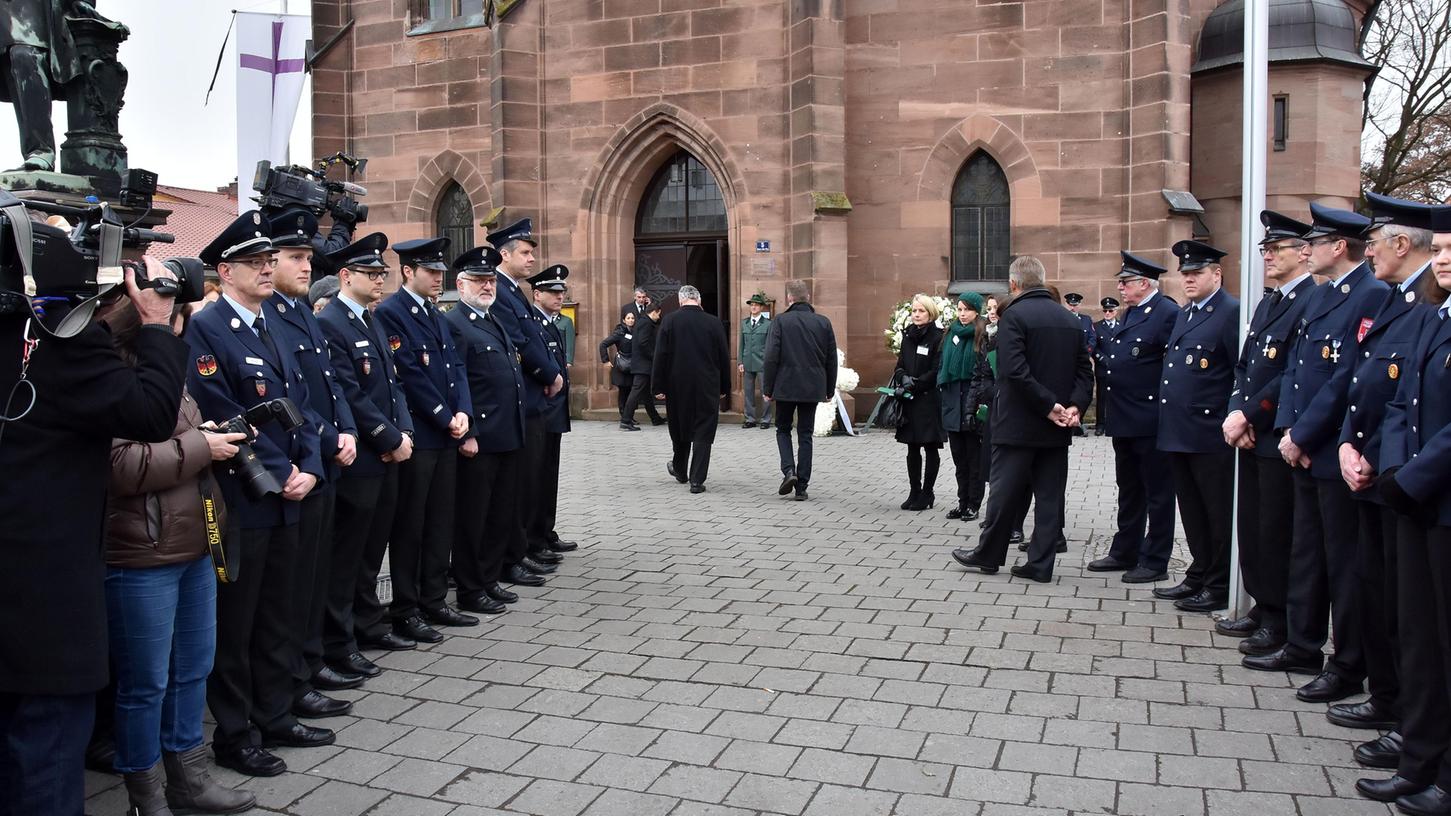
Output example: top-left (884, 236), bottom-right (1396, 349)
top-left (86, 422), bottom-right (1395, 815)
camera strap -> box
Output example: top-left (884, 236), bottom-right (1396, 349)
top-left (0, 198), bottom-right (122, 339)
top-left (198, 475), bottom-right (233, 583)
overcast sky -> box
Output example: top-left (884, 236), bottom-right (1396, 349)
top-left (0, 0), bottom-right (311, 192)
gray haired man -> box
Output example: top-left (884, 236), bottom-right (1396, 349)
top-left (651, 285), bottom-right (730, 492)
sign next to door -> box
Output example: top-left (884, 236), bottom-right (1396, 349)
top-left (755, 240), bottom-right (770, 253)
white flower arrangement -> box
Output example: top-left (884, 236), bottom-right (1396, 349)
top-left (883, 296), bottom-right (955, 354)
top-left (815, 348), bottom-right (861, 436)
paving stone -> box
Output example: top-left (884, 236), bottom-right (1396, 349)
top-left (948, 766), bottom-right (1034, 804)
top-left (1117, 782), bottom-right (1206, 816)
top-left (803, 782), bottom-right (900, 816)
top-left (307, 748), bottom-right (401, 785)
top-left (579, 788), bottom-right (679, 816)
top-left (506, 779), bottom-right (606, 816)
top-left (646, 765), bottom-right (743, 803)
top-left (865, 757), bottom-right (952, 796)
top-left (1027, 774), bottom-right (1116, 813)
top-left (642, 730), bottom-right (729, 765)
top-left (714, 739), bottom-right (803, 776)
top-left (508, 745), bottom-right (601, 782)
top-left (788, 746), bottom-right (878, 786)
top-left (576, 754), bottom-right (672, 792)
top-left (288, 780), bottom-right (388, 816)
top-left (369, 757), bottom-right (467, 797)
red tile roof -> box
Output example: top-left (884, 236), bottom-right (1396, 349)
top-left (145, 185), bottom-right (239, 261)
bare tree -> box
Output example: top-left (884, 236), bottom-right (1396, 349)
top-left (1360, 0), bottom-right (1451, 201)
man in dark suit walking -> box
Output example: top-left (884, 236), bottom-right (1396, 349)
top-left (653, 285), bottom-right (730, 492)
top-left (1155, 240), bottom-right (1241, 613)
top-left (762, 279), bottom-right (837, 501)
top-left (952, 256), bottom-right (1093, 582)
top-left (623, 302), bottom-right (665, 426)
top-left (1088, 252), bottom-right (1179, 583)
top-left (1220, 210), bottom-right (1318, 658)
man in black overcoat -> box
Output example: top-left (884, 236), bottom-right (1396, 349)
top-left (0, 259), bottom-right (187, 815)
top-left (952, 256), bottom-right (1093, 582)
top-left (763, 279), bottom-right (837, 500)
top-left (653, 285), bottom-right (730, 492)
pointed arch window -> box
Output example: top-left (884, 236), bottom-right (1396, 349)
top-left (637, 152), bottom-right (727, 237)
top-left (951, 152), bottom-right (1011, 282)
top-left (435, 181), bottom-right (473, 291)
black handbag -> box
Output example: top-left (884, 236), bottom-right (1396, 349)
top-left (869, 371), bottom-right (910, 430)
top-left (614, 352), bottom-right (631, 374)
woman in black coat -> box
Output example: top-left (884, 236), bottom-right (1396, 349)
top-left (938, 291), bottom-right (994, 520)
top-left (599, 312), bottom-right (638, 430)
top-left (895, 294), bottom-right (947, 510)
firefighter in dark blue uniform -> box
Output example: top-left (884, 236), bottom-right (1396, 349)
top-left (1245, 204), bottom-right (1389, 706)
top-left (1219, 210), bottom-right (1319, 659)
top-left (375, 237), bottom-right (476, 641)
top-left (446, 246), bottom-right (529, 616)
top-left (187, 211), bottom-right (332, 776)
top-left (1332, 194), bottom-right (1438, 779)
top-left (1360, 204), bottom-right (1451, 811)
top-left (263, 208), bottom-right (361, 719)
top-left (1092, 296), bottom-right (1119, 435)
top-left (1155, 240), bottom-right (1240, 613)
top-left (315, 233), bottom-right (419, 682)
top-left (1064, 292), bottom-right (1097, 356)
top-left (1089, 252), bottom-right (1179, 583)
top-left (485, 218), bottom-right (568, 586)
top-left (526, 264), bottom-right (574, 557)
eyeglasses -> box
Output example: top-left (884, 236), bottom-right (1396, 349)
top-left (1261, 241), bottom-right (1304, 254)
top-left (347, 268), bottom-right (388, 281)
top-left (1115, 278), bottom-right (1146, 288)
top-left (230, 256), bottom-right (278, 271)
top-left (1307, 237), bottom-right (1341, 248)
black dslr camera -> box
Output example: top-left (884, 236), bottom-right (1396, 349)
top-left (0, 185), bottom-right (205, 337)
top-left (209, 397), bottom-right (306, 500)
top-left (253, 151), bottom-right (369, 224)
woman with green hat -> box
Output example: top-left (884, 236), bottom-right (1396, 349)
top-left (938, 291), bottom-right (993, 520)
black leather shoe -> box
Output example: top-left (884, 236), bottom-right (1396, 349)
top-left (458, 595), bottom-right (507, 615)
top-left (311, 664), bottom-right (365, 690)
top-left (483, 582), bottom-right (519, 603)
top-left (946, 506), bottom-right (966, 519)
top-left (1122, 567), bottom-right (1168, 583)
top-left (1356, 775), bottom-right (1427, 803)
top-left (292, 690), bottom-right (353, 719)
top-left (1329, 700), bottom-right (1398, 731)
top-left (1174, 589), bottom-right (1227, 613)
top-left (261, 722), bottom-right (335, 749)
top-left (424, 605), bottom-right (479, 628)
top-left (1216, 615), bottom-right (1260, 637)
top-left (964, 507), bottom-right (979, 520)
top-left (690, 483), bottom-right (705, 493)
top-left (779, 469), bottom-right (798, 496)
top-left (743, 421), bottom-right (757, 428)
top-left (1011, 563), bottom-right (1052, 583)
top-left (951, 547), bottom-right (998, 575)
top-left (521, 556), bottom-right (557, 575)
top-left (1238, 628), bottom-right (1285, 656)
top-left (506, 564), bottom-right (546, 586)
top-left (666, 461), bottom-right (687, 484)
top-left (1009, 531), bottom-right (1025, 550)
top-left (652, 418), bottom-right (667, 426)
top-left (394, 615), bottom-right (444, 644)
top-left (1297, 671), bottom-right (1363, 703)
top-left (1152, 581), bottom-right (1199, 601)
top-left (547, 538), bottom-right (578, 552)
top-left (328, 652), bottom-right (381, 678)
top-left (1397, 785), bottom-right (1451, 815)
top-left (358, 631), bottom-right (416, 652)
top-left (1055, 539), bottom-right (1068, 554)
top-left (759, 422), bottom-right (771, 430)
top-left (1087, 556), bottom-right (1134, 572)
top-left (1356, 731), bottom-right (1403, 769)
top-left (1242, 647), bottom-right (1324, 675)
top-left (794, 489), bottom-right (808, 501)
top-left (530, 549), bottom-right (564, 565)
top-left (213, 745), bottom-right (285, 777)
top-left (620, 422), bottom-right (641, 431)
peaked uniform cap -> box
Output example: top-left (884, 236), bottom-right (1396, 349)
top-left (1172, 239), bottom-right (1228, 272)
top-left (1259, 210), bottom-right (1312, 244)
top-left (265, 208), bottom-right (318, 249)
top-left (1118, 251), bottom-right (1166, 280)
top-left (326, 232), bottom-right (390, 269)
top-left (485, 217), bottom-right (537, 248)
top-left (1304, 202), bottom-right (1372, 240)
top-left (1365, 191), bottom-right (1439, 233)
top-left (393, 236), bottom-right (451, 271)
top-left (527, 264), bottom-right (569, 292)
top-left (201, 210), bottom-right (274, 267)
top-left (1101, 296), bottom-right (1120, 310)
top-left (1064, 292), bottom-right (1084, 305)
top-left (453, 245), bottom-right (502, 276)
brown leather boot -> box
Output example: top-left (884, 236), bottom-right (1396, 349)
top-left (162, 744), bottom-right (256, 814)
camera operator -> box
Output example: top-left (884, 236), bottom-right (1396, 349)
top-left (265, 210), bottom-right (363, 719)
top-left (0, 258), bottom-right (188, 816)
top-left (376, 237), bottom-right (476, 642)
top-left (101, 298), bottom-right (255, 816)
top-left (316, 233), bottom-right (419, 677)
top-left (186, 211), bottom-right (330, 777)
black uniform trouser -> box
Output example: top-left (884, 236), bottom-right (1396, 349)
top-left (1357, 500), bottom-right (1400, 716)
top-left (390, 447), bottom-right (457, 618)
top-left (1168, 449), bottom-right (1234, 597)
top-left (324, 466), bottom-right (398, 661)
top-left (208, 523), bottom-right (298, 752)
top-left (946, 430), bottom-right (985, 513)
top-left (524, 425), bottom-right (563, 551)
top-left (290, 485), bottom-right (336, 702)
top-left (1285, 471), bottom-right (1366, 681)
top-left (976, 444), bottom-right (1068, 574)
top-left (623, 373), bottom-right (662, 423)
top-left (774, 401), bottom-right (816, 486)
top-left (0, 691), bottom-right (92, 816)
top-left (454, 448), bottom-right (521, 600)
top-left (1237, 452), bottom-right (1294, 636)
top-left (1107, 436), bottom-right (1177, 572)
top-left (1396, 520), bottom-right (1451, 788)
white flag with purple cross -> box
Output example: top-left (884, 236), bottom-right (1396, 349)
top-left (236, 12), bottom-right (310, 215)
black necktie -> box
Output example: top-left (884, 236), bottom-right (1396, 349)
top-left (1268, 290), bottom-right (1284, 309)
top-left (254, 317), bottom-right (279, 361)
top-left (360, 308), bottom-right (373, 328)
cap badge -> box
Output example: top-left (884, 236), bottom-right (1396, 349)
top-left (1389, 363), bottom-right (1400, 380)
top-left (252, 213), bottom-right (262, 225)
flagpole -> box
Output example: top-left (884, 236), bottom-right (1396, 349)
top-left (1230, 0), bottom-right (1269, 617)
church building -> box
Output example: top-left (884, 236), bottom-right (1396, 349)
top-left (309, 0), bottom-right (1374, 411)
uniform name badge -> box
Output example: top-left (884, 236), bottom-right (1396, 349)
top-left (916, 345), bottom-right (929, 356)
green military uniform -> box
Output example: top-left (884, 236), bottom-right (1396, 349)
top-left (553, 312), bottom-right (576, 365)
top-left (739, 295), bottom-right (772, 427)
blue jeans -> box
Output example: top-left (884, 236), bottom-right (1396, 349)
top-left (105, 556), bottom-right (216, 772)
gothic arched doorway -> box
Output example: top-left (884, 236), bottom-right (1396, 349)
top-left (634, 150), bottom-right (730, 323)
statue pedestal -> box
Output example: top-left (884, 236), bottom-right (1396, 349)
top-left (0, 170), bottom-right (99, 200)
top-left (59, 15), bottom-right (131, 197)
